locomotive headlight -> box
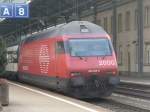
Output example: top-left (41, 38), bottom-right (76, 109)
top-left (70, 72), bottom-right (81, 77)
top-left (106, 71), bottom-right (117, 75)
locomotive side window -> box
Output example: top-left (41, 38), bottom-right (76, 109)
top-left (56, 41), bottom-right (65, 54)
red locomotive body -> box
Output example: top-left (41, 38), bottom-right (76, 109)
top-left (18, 21), bottom-right (120, 98)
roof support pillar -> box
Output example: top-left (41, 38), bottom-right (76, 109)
top-left (112, 0), bottom-right (117, 53)
top-left (137, 0), bottom-right (144, 73)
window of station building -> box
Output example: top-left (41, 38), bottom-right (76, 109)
top-left (146, 44), bottom-right (150, 64)
top-left (134, 9), bottom-right (138, 29)
top-left (148, 50), bottom-right (150, 64)
top-left (7, 51), bottom-right (18, 63)
top-left (103, 17), bottom-right (108, 32)
top-left (125, 11), bottom-right (131, 31)
top-left (110, 16), bottom-right (113, 34)
top-left (135, 44), bottom-right (138, 64)
top-left (118, 45), bottom-right (123, 65)
top-left (96, 19), bottom-right (101, 26)
top-left (118, 13), bottom-right (123, 33)
top-left (144, 6), bottom-right (150, 27)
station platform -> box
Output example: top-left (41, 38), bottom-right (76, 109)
top-left (2, 82), bottom-right (110, 112)
top-left (120, 75), bottom-right (150, 85)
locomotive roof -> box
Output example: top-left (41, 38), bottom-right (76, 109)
top-left (23, 21), bottom-right (107, 43)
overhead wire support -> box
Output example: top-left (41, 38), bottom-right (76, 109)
top-left (72, 0), bottom-right (79, 21)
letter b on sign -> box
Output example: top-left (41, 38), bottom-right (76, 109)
top-left (15, 4), bottom-right (29, 18)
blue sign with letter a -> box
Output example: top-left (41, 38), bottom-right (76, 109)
top-left (0, 4), bottom-right (13, 18)
top-left (15, 4), bottom-right (29, 18)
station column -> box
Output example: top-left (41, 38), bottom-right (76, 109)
top-left (137, 0), bottom-right (144, 73)
top-left (112, 0), bottom-right (117, 53)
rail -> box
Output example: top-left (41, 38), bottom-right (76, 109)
top-left (115, 82), bottom-right (150, 100)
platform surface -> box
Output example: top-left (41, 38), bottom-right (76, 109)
top-left (2, 82), bottom-right (110, 112)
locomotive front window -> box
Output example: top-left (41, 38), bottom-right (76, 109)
top-left (68, 38), bottom-right (112, 57)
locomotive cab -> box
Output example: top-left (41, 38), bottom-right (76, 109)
top-left (62, 36), bottom-right (120, 97)
top-left (67, 37), bottom-right (118, 77)
top-left (54, 22), bottom-right (120, 98)
top-left (55, 37), bottom-right (119, 98)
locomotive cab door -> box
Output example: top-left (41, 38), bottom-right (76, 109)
top-left (55, 41), bottom-right (66, 89)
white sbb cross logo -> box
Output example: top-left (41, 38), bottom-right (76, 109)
top-left (39, 45), bottom-right (50, 74)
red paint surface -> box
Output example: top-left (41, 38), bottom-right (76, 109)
top-left (18, 35), bottom-right (118, 78)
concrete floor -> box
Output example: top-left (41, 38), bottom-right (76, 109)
top-left (2, 82), bottom-right (111, 112)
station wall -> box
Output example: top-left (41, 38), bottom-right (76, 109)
top-left (80, 0), bottom-right (150, 75)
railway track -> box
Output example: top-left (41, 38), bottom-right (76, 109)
top-left (114, 82), bottom-right (150, 100)
top-left (85, 82), bottom-right (150, 112)
top-left (84, 95), bottom-right (150, 112)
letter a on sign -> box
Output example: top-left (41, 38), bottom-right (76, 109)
top-left (0, 4), bottom-right (13, 18)
top-left (3, 8), bottom-right (10, 15)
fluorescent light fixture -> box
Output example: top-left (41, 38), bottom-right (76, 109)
top-left (26, 0), bottom-right (32, 4)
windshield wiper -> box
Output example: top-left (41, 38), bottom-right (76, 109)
top-left (76, 55), bottom-right (88, 61)
top-left (78, 56), bottom-right (84, 60)
top-left (102, 54), bottom-right (107, 59)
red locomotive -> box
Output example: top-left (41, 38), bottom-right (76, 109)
top-left (18, 21), bottom-right (120, 98)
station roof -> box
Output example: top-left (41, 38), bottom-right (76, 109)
top-left (0, 0), bottom-right (113, 38)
